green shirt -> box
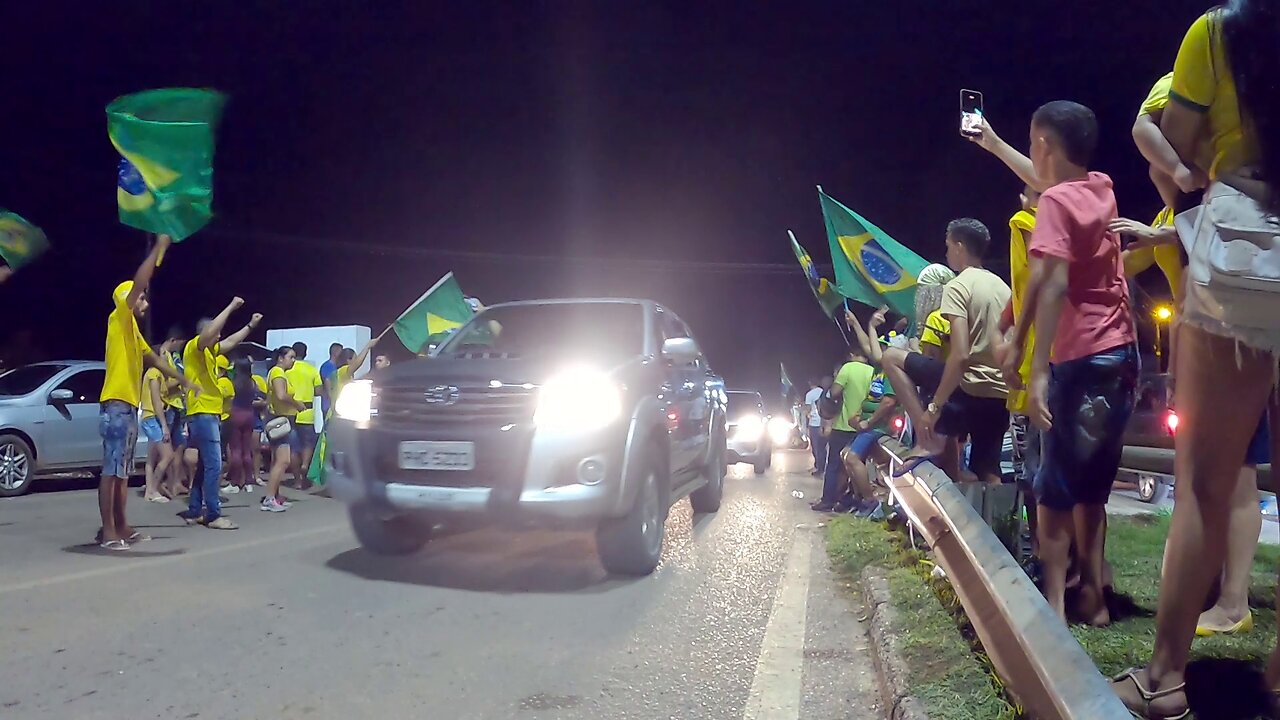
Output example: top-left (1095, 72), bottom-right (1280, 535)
top-left (833, 361), bottom-right (875, 432)
top-left (861, 372), bottom-right (897, 432)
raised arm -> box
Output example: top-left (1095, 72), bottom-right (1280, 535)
top-left (145, 350), bottom-right (196, 391)
top-left (218, 313), bottom-right (262, 354)
top-left (199, 297), bottom-right (245, 351)
top-left (968, 119), bottom-right (1048, 193)
top-left (126, 234), bottom-right (172, 310)
top-left (349, 336), bottom-right (382, 379)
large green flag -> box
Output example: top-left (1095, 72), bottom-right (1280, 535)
top-left (392, 272), bottom-right (477, 353)
top-left (788, 230), bottom-right (844, 318)
top-left (108, 88), bottom-right (227, 241)
top-left (0, 211), bottom-right (49, 271)
top-left (818, 187), bottom-right (930, 321)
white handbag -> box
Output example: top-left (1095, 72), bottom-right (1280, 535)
top-left (264, 416), bottom-right (292, 442)
top-left (1176, 178), bottom-right (1280, 332)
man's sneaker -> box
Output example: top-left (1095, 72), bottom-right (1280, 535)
top-left (856, 500), bottom-right (885, 520)
top-left (833, 501), bottom-right (855, 514)
top-left (224, 485), bottom-right (241, 494)
top-left (810, 501), bottom-right (837, 513)
top-left (260, 497), bottom-right (287, 513)
top-left (243, 484), bottom-right (255, 493)
top-left (206, 516), bottom-right (238, 530)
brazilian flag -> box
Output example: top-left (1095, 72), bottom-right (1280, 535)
top-left (788, 231), bottom-right (844, 318)
top-left (392, 272), bottom-right (477, 353)
top-left (107, 88), bottom-right (227, 241)
top-left (819, 188), bottom-right (929, 322)
top-left (0, 211), bottom-right (49, 271)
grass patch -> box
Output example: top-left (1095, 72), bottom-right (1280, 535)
top-left (827, 517), bottom-right (1020, 720)
top-left (1075, 514), bottom-right (1280, 677)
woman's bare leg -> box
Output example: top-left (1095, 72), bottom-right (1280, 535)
top-left (1197, 466), bottom-right (1261, 632)
top-left (1113, 327), bottom-right (1272, 715)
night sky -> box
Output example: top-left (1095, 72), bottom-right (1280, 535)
top-left (1, 1), bottom-right (1210, 399)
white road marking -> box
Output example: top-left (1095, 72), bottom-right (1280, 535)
top-left (0, 522), bottom-right (350, 596)
top-left (743, 519), bottom-right (813, 720)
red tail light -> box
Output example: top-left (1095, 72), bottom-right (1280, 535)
top-left (1165, 410), bottom-right (1179, 434)
top-left (893, 417), bottom-right (904, 431)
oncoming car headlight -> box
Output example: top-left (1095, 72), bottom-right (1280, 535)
top-left (767, 416), bottom-right (793, 445)
top-left (334, 380), bottom-right (374, 423)
top-left (534, 368), bottom-right (621, 431)
top-left (734, 414), bottom-right (765, 440)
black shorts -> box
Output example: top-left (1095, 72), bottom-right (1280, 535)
top-left (902, 352), bottom-right (1010, 478)
top-left (295, 424), bottom-right (318, 451)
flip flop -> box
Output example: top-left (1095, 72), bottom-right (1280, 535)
top-left (892, 453), bottom-right (940, 478)
top-left (1112, 667), bottom-right (1190, 720)
top-left (126, 532), bottom-right (152, 543)
top-left (99, 539), bottom-right (130, 552)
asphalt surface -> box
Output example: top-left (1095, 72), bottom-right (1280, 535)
top-left (0, 450), bottom-right (883, 720)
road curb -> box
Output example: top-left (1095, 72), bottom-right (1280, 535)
top-left (860, 565), bottom-right (933, 720)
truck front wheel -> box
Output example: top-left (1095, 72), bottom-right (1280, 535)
top-left (349, 503), bottom-right (432, 556)
top-left (597, 450), bottom-right (666, 576)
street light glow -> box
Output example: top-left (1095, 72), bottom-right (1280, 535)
top-left (1154, 305), bottom-right (1173, 322)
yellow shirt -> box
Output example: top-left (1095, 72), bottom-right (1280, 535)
top-left (1138, 72), bottom-right (1216, 177)
top-left (162, 352), bottom-right (184, 409)
top-left (268, 366), bottom-right (297, 418)
top-left (1122, 207), bottom-right (1184, 303)
top-left (217, 376), bottom-right (234, 421)
top-left (332, 365), bottom-right (353, 404)
top-left (1007, 209), bottom-right (1037, 413)
top-left (100, 282), bottom-right (152, 406)
top-left (184, 338), bottom-right (223, 416)
top-left (920, 310), bottom-right (952, 358)
top-left (286, 360), bottom-right (321, 424)
top-left (1171, 12), bottom-right (1255, 179)
top-left (253, 374), bottom-right (268, 396)
top-left (140, 366), bottom-right (163, 419)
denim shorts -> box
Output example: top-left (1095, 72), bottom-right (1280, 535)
top-left (140, 415), bottom-right (165, 444)
top-left (847, 430), bottom-right (885, 461)
top-left (295, 423), bottom-right (318, 451)
top-left (1247, 415), bottom-right (1271, 466)
top-left (166, 408), bottom-right (187, 447)
top-left (100, 400), bottom-right (139, 478)
top-left (1035, 344), bottom-right (1139, 511)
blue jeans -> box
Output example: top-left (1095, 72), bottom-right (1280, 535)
top-left (809, 425), bottom-right (827, 472)
top-left (822, 429), bottom-right (857, 503)
top-left (185, 414), bottom-right (223, 522)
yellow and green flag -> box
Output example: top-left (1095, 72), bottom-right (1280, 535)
top-left (788, 230), bottom-right (844, 318)
top-left (392, 272), bottom-right (477, 353)
top-left (0, 211), bottom-right (49, 271)
top-left (107, 88), bottom-right (227, 241)
top-left (818, 187), bottom-right (929, 322)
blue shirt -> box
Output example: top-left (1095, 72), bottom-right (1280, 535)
top-left (319, 360), bottom-right (338, 414)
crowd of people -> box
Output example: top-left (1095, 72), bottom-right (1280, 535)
top-left (97, 237), bottom-right (392, 545)
top-left (801, 2), bottom-right (1280, 716)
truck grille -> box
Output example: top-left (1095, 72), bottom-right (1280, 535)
top-left (375, 382), bottom-right (538, 429)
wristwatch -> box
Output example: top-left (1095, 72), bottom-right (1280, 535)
top-left (927, 402), bottom-right (939, 415)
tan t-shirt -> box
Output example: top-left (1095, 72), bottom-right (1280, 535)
top-left (940, 267), bottom-right (1012, 400)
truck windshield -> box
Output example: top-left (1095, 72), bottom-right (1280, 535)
top-left (439, 303), bottom-right (644, 363)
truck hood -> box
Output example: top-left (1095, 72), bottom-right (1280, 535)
top-left (376, 355), bottom-right (638, 387)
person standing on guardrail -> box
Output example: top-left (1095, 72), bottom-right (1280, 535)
top-left (96, 234), bottom-right (195, 551)
top-left (993, 101), bottom-right (1139, 628)
top-left (1112, 3), bottom-right (1280, 716)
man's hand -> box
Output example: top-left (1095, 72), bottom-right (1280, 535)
top-left (844, 308), bottom-right (857, 327)
top-left (230, 296), bottom-right (245, 311)
top-left (249, 313), bottom-right (263, 327)
top-left (870, 305), bottom-right (887, 329)
top-left (1173, 164), bottom-right (1208, 194)
top-left (156, 234), bottom-right (173, 251)
top-left (966, 117), bottom-right (1001, 152)
top-left (1109, 217), bottom-right (1178, 249)
top-left (1027, 372), bottom-right (1052, 430)
top-left (994, 339), bottom-right (1024, 390)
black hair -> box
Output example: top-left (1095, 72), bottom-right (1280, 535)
top-left (291, 341), bottom-right (307, 358)
top-left (329, 342), bottom-right (343, 356)
top-left (1031, 100), bottom-right (1099, 167)
top-left (945, 218), bottom-right (992, 258)
top-left (275, 345), bottom-right (294, 362)
top-left (232, 356), bottom-right (254, 397)
top-left (1219, 0), bottom-right (1280, 214)
top-left (340, 348), bottom-right (356, 366)
top-left (165, 324), bottom-right (185, 342)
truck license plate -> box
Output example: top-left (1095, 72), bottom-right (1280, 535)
top-left (397, 441), bottom-right (475, 471)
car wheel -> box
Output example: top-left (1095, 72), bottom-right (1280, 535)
top-left (753, 444), bottom-right (772, 475)
top-left (1137, 474), bottom-right (1170, 504)
top-left (690, 429), bottom-right (725, 514)
top-left (0, 434), bottom-right (34, 498)
top-left (597, 449), bottom-right (666, 576)
top-left (348, 503), bottom-right (432, 555)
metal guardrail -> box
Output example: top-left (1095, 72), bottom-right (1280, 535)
top-left (878, 439), bottom-right (1130, 720)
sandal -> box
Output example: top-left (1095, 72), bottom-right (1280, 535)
top-left (892, 453), bottom-right (940, 478)
top-left (1112, 667), bottom-right (1190, 720)
top-left (99, 539), bottom-right (130, 552)
top-left (125, 532), bottom-right (152, 543)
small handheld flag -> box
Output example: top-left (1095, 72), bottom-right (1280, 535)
top-left (0, 211), bottom-right (50, 271)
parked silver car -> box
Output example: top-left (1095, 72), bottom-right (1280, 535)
top-left (0, 361), bottom-right (150, 497)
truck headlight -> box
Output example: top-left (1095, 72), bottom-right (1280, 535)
top-left (534, 368), bottom-right (621, 431)
top-left (767, 416), bottom-right (793, 445)
top-left (335, 380), bottom-right (374, 423)
top-left (734, 414), bottom-right (765, 441)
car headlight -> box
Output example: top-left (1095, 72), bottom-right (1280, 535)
top-left (767, 416), bottom-right (793, 445)
top-left (534, 368), bottom-right (621, 432)
top-left (334, 380), bottom-right (374, 423)
top-left (734, 414), bottom-right (765, 440)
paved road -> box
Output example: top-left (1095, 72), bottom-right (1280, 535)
top-left (0, 451), bottom-right (883, 720)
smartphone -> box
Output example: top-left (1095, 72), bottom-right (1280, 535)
top-left (960, 89), bottom-right (984, 138)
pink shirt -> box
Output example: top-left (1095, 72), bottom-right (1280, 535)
top-left (1028, 172), bottom-right (1136, 364)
